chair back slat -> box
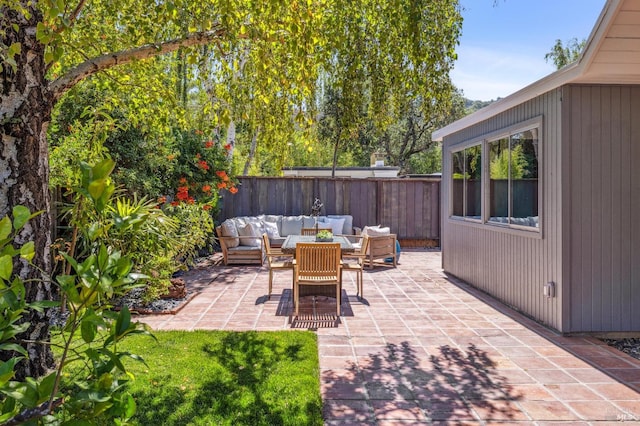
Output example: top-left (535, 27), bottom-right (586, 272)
top-left (359, 235), bottom-right (370, 256)
top-left (295, 243), bottom-right (341, 282)
top-left (262, 233), bottom-right (271, 254)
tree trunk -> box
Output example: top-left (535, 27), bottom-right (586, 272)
top-left (331, 128), bottom-right (341, 178)
top-left (226, 120), bottom-right (236, 159)
top-left (1, 7), bottom-right (56, 379)
top-left (2, 4), bottom-right (231, 380)
top-left (242, 126), bottom-right (260, 175)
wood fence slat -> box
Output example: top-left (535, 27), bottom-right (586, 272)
top-left (218, 177), bottom-right (441, 243)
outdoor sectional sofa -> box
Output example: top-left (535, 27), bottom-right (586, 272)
top-left (215, 214), bottom-right (358, 265)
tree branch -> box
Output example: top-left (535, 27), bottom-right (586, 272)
top-left (4, 398), bottom-right (64, 426)
top-left (56, 0), bottom-right (87, 33)
top-left (49, 28), bottom-right (227, 100)
top-left (68, 0), bottom-right (87, 26)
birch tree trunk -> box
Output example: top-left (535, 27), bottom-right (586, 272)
top-left (1, 6), bottom-right (230, 379)
top-left (226, 120), bottom-right (236, 159)
top-left (242, 126), bottom-right (259, 175)
top-left (1, 7), bottom-right (56, 378)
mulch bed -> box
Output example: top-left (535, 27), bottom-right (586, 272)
top-left (109, 254), bottom-right (224, 315)
top-left (603, 338), bottom-right (640, 361)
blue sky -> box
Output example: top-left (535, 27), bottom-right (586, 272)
top-left (453, 0), bottom-right (607, 101)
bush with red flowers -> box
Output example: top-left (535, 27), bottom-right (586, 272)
top-left (160, 129), bottom-right (239, 211)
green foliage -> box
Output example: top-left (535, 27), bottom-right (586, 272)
top-left (315, 229), bottom-right (333, 240)
top-left (57, 159), bottom-right (170, 303)
top-left (49, 106), bottom-right (113, 190)
top-left (0, 1), bottom-right (28, 74)
top-left (407, 145), bottom-right (442, 175)
top-left (490, 147), bottom-right (510, 179)
top-left (465, 97), bottom-right (496, 112)
top-left (40, 0), bottom-right (462, 179)
top-left (50, 81), bottom-right (178, 198)
top-left (49, 81), bottom-right (237, 202)
top-left (490, 143), bottom-right (526, 179)
top-left (58, 158), bottom-right (217, 305)
top-left (545, 38), bottom-right (586, 70)
top-left (0, 209), bottom-right (45, 417)
top-left (163, 203), bottom-right (216, 264)
top-left (313, 0), bottom-right (462, 171)
top-left (0, 205), bottom-right (151, 424)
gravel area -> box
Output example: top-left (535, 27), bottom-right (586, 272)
top-left (603, 338), bottom-right (640, 361)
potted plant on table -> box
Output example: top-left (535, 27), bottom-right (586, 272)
top-left (316, 229), bottom-right (333, 242)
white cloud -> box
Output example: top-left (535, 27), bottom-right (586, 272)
top-left (451, 45), bottom-right (557, 101)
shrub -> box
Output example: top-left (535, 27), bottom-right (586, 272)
top-left (0, 202), bottom-right (151, 424)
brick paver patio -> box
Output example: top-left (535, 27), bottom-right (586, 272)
top-left (139, 249), bottom-right (640, 425)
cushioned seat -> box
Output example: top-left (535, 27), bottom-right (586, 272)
top-left (216, 214), bottom-right (358, 265)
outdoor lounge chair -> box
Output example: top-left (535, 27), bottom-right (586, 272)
top-left (262, 233), bottom-right (294, 299)
top-left (293, 242), bottom-right (342, 317)
top-left (365, 234), bottom-right (397, 268)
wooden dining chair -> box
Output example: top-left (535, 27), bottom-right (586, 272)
top-left (301, 228), bottom-right (319, 236)
top-left (341, 234), bottom-right (369, 298)
top-left (293, 242), bottom-right (342, 316)
top-left (262, 233), bottom-right (294, 299)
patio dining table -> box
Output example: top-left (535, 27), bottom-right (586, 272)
top-left (280, 234), bottom-right (355, 256)
top-left (281, 234), bottom-right (354, 301)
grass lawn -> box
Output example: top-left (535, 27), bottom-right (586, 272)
top-left (59, 330), bottom-right (323, 425)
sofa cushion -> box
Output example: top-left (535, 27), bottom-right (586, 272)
top-left (235, 216), bottom-right (263, 233)
top-left (269, 236), bottom-right (287, 247)
top-left (263, 221), bottom-right (280, 239)
top-left (281, 215), bottom-right (304, 236)
top-left (362, 225), bottom-right (390, 236)
top-left (324, 217), bottom-right (346, 235)
top-left (328, 215), bottom-right (353, 235)
top-left (220, 219), bottom-right (240, 248)
top-left (261, 215), bottom-right (282, 234)
top-left (237, 222), bottom-right (262, 247)
top-left (302, 215), bottom-right (317, 228)
top-left (227, 245), bottom-right (262, 253)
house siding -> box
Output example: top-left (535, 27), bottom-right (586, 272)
top-left (563, 84), bottom-right (640, 333)
top-left (442, 89), bottom-right (563, 331)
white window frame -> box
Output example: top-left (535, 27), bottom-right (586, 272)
top-left (448, 116), bottom-right (542, 236)
top-left (450, 142), bottom-right (483, 222)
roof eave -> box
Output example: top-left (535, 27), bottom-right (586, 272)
top-left (432, 64), bottom-right (581, 141)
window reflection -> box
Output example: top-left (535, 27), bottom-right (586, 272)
top-left (488, 130), bottom-right (538, 228)
top-left (452, 151), bottom-right (464, 217)
top-left (489, 138), bottom-right (509, 223)
top-left (510, 130), bottom-right (538, 225)
top-left (465, 145), bottom-right (482, 219)
top-left (451, 145), bottom-right (481, 220)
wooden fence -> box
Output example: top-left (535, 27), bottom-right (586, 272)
top-left (217, 176), bottom-right (441, 245)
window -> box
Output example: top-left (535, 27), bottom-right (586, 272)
top-left (449, 118), bottom-right (541, 231)
top-left (488, 128), bottom-right (539, 228)
top-left (451, 144), bottom-right (482, 220)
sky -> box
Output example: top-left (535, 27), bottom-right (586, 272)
top-left (453, 0), bottom-right (607, 101)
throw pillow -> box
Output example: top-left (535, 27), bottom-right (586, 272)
top-left (328, 215), bottom-right (352, 234)
top-left (324, 217), bottom-right (345, 235)
top-left (263, 221), bottom-right (280, 239)
top-left (281, 216), bottom-right (303, 236)
top-left (362, 225), bottom-right (390, 236)
top-left (237, 222), bottom-right (262, 247)
top-left (220, 219), bottom-right (240, 248)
